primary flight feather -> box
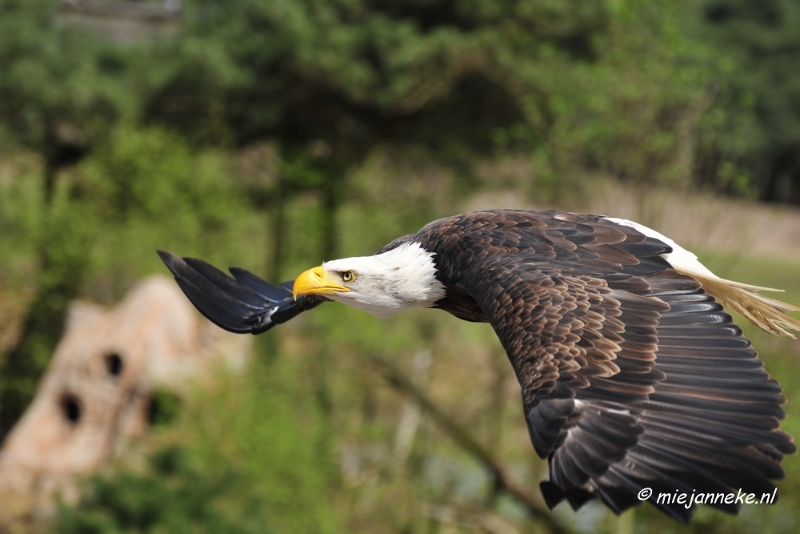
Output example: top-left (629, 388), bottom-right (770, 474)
top-left (158, 209), bottom-right (799, 523)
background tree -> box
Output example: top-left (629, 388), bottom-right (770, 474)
top-left (686, 0), bottom-right (800, 203)
top-left (0, 0), bottom-right (133, 438)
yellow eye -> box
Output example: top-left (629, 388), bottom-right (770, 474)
top-left (341, 270), bottom-right (356, 283)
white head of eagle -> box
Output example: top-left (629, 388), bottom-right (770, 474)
top-left (293, 242), bottom-right (446, 318)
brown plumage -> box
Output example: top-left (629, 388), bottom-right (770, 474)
top-left (159, 209), bottom-right (798, 523)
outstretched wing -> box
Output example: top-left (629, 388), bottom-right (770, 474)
top-left (157, 250), bottom-right (325, 334)
top-left (427, 211), bottom-right (796, 522)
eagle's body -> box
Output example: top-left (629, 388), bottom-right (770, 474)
top-left (158, 209), bottom-right (800, 523)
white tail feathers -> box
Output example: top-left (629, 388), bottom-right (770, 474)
top-left (602, 216), bottom-right (800, 338)
top-left (684, 274), bottom-right (800, 339)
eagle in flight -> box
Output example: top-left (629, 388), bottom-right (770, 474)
top-left (158, 209), bottom-right (800, 522)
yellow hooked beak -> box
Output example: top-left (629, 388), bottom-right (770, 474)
top-left (293, 266), bottom-right (351, 299)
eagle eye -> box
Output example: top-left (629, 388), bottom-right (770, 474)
top-left (341, 270), bottom-right (356, 282)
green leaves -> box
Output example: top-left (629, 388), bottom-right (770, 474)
top-left (686, 0), bottom-right (800, 200)
top-left (0, 0), bottom-right (130, 151)
top-left (54, 447), bottom-right (272, 534)
top-left (70, 123), bottom-right (252, 300)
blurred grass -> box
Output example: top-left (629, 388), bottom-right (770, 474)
top-left (701, 251), bottom-right (800, 303)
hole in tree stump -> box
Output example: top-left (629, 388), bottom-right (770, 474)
top-left (60, 394), bottom-right (82, 424)
top-left (104, 352), bottom-right (124, 377)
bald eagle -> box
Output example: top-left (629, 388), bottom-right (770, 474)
top-left (158, 209), bottom-right (800, 522)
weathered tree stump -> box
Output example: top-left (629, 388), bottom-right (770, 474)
top-left (0, 275), bottom-right (249, 524)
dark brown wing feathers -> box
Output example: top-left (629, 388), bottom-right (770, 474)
top-left (405, 210), bottom-right (795, 522)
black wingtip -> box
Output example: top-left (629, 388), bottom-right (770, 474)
top-left (155, 250), bottom-right (323, 335)
top-left (157, 249), bottom-right (182, 275)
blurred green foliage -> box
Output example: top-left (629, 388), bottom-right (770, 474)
top-left (54, 447), bottom-right (270, 534)
top-left (0, 0), bottom-right (139, 435)
top-left (0, 122), bottom-right (255, 436)
top-left (0, 0), bottom-right (798, 533)
top-left (686, 0), bottom-right (800, 202)
top-left (0, 0), bottom-right (132, 180)
top-left (72, 124), bottom-right (253, 299)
